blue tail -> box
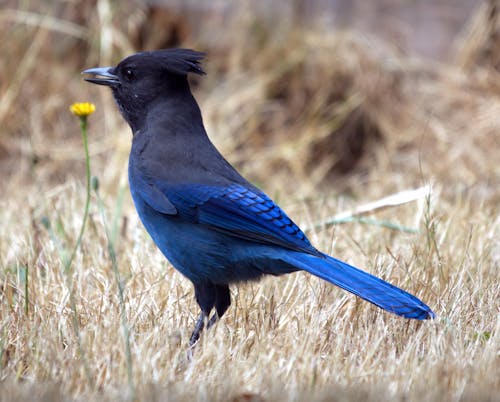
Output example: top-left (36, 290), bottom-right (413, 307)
top-left (284, 252), bottom-right (434, 320)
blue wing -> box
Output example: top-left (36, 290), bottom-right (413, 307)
top-left (143, 181), bottom-right (319, 255)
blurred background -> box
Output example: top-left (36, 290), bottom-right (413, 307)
top-left (1, 3), bottom-right (499, 399)
top-left (1, 0), bottom-right (499, 203)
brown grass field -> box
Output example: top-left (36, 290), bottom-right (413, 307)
top-left (0, 1), bottom-right (499, 401)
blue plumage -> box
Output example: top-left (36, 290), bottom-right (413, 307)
top-left (84, 48), bottom-right (435, 345)
top-left (285, 253), bottom-right (433, 320)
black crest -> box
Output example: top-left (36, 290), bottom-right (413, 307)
top-left (142, 48), bottom-right (206, 76)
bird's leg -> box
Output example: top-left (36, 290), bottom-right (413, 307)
top-left (189, 311), bottom-right (208, 347)
top-left (189, 283), bottom-right (230, 347)
top-left (207, 284), bottom-right (231, 329)
top-left (190, 283), bottom-right (217, 347)
top-left (207, 312), bottom-right (219, 329)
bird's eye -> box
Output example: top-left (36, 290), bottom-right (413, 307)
top-left (123, 68), bottom-right (135, 82)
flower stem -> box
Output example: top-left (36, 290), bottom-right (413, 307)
top-left (66, 117), bottom-right (91, 271)
top-left (64, 115), bottom-right (94, 387)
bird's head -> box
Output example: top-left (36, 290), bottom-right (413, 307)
top-left (82, 48), bottom-right (206, 131)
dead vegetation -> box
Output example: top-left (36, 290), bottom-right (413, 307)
top-left (0, 1), bottom-right (499, 401)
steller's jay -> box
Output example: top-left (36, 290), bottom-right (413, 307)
top-left (83, 49), bottom-right (434, 345)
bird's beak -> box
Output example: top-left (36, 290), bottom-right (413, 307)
top-left (82, 67), bottom-right (119, 87)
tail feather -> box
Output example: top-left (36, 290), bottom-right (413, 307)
top-left (285, 252), bottom-right (434, 320)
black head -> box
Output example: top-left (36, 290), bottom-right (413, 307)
top-left (83, 49), bottom-right (206, 131)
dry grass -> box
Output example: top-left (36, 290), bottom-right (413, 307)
top-left (0, 1), bottom-right (499, 401)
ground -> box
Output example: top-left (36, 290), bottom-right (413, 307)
top-left (0, 1), bottom-right (499, 401)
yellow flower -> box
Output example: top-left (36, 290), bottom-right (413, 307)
top-left (70, 102), bottom-right (96, 117)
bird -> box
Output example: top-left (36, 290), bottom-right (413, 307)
top-left (83, 49), bottom-right (434, 345)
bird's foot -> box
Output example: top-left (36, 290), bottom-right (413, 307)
top-left (188, 311), bottom-right (220, 349)
top-left (189, 312), bottom-right (206, 347)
